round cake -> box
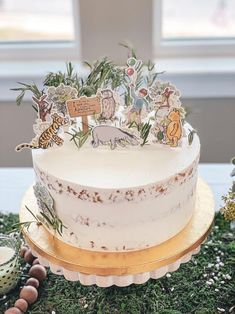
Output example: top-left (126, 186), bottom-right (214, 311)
top-left (32, 124), bottom-right (200, 252)
top-left (15, 57), bottom-right (201, 254)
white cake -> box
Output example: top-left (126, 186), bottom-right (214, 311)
top-left (32, 123), bottom-right (200, 252)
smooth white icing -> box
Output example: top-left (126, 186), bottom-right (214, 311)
top-left (32, 124), bottom-right (200, 189)
top-left (32, 123), bottom-right (200, 252)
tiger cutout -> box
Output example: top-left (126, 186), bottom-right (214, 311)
top-left (16, 113), bottom-right (67, 151)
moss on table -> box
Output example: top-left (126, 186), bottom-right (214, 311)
top-left (0, 212), bottom-right (234, 314)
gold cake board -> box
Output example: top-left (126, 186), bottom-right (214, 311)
top-left (20, 178), bottom-right (215, 287)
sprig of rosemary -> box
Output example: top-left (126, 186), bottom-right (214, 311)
top-left (11, 82), bottom-right (43, 108)
top-left (14, 205), bottom-right (66, 236)
top-left (128, 120), bottom-right (152, 146)
top-left (188, 128), bottom-right (197, 145)
top-left (66, 127), bottom-right (92, 149)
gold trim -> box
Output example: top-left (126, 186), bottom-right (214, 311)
top-left (20, 178), bottom-right (215, 276)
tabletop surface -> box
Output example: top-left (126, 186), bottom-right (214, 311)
top-left (0, 164), bottom-right (233, 214)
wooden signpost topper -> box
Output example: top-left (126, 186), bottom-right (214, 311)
top-left (66, 96), bottom-right (101, 133)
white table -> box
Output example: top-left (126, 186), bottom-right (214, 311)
top-left (0, 164), bottom-right (233, 213)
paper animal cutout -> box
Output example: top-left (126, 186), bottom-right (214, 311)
top-left (66, 96), bottom-right (101, 133)
top-left (99, 89), bottom-right (116, 120)
top-left (15, 113), bottom-right (68, 151)
top-left (150, 82), bottom-right (184, 147)
top-left (166, 109), bottom-right (182, 147)
top-left (32, 95), bottom-right (53, 122)
top-left (91, 125), bottom-right (139, 150)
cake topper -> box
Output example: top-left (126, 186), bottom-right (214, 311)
top-left (91, 125), bottom-right (139, 150)
top-left (32, 94), bottom-right (53, 122)
top-left (66, 95), bottom-right (101, 133)
top-left (150, 82), bottom-right (185, 147)
top-left (47, 83), bottom-right (78, 117)
top-left (15, 112), bottom-right (68, 151)
top-left (13, 56), bottom-right (191, 151)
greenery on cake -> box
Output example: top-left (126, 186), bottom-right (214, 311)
top-left (0, 212), bottom-right (234, 314)
top-left (14, 205), bottom-right (66, 237)
top-left (12, 44), bottom-right (197, 149)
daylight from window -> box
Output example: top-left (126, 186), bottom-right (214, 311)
top-left (0, 0), bottom-right (74, 42)
top-left (162, 0), bottom-right (235, 40)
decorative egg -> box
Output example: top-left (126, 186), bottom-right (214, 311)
top-left (25, 277), bottom-right (39, 289)
top-left (126, 67), bottom-right (134, 76)
top-left (24, 249), bottom-right (35, 265)
top-left (19, 286), bottom-right (38, 304)
top-left (4, 307), bottom-right (22, 314)
top-left (14, 299), bottom-right (28, 312)
top-left (32, 258), bottom-right (40, 265)
top-left (29, 265), bottom-right (47, 281)
top-left (19, 246), bottom-right (28, 258)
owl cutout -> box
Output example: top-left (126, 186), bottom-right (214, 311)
top-left (99, 89), bottom-right (117, 121)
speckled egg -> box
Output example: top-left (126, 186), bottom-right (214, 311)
top-left (19, 286), bottom-right (38, 304)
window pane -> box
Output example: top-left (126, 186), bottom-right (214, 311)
top-left (0, 0), bottom-right (75, 42)
top-left (162, 0), bottom-right (235, 40)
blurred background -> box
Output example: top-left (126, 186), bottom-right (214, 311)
top-left (0, 0), bottom-right (234, 166)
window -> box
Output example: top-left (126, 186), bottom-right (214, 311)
top-left (0, 0), bottom-right (80, 60)
top-left (154, 0), bottom-right (235, 57)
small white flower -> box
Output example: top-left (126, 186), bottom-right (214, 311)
top-left (206, 280), bottom-right (212, 285)
top-left (214, 226), bottom-right (219, 230)
top-left (217, 308), bottom-right (225, 312)
top-left (84, 304), bottom-right (88, 308)
top-left (214, 276), bottom-right (219, 281)
top-left (214, 247), bottom-right (218, 251)
top-left (216, 256), bottom-right (221, 262)
top-left (215, 288), bottom-right (219, 292)
top-left (219, 262), bottom-right (224, 267)
top-left (170, 287), bottom-right (174, 291)
top-left (203, 274), bottom-right (207, 278)
top-left (166, 273), bottom-right (171, 278)
top-left (207, 263), bottom-right (214, 268)
top-left (52, 311), bottom-right (56, 314)
top-left (215, 263), bottom-right (220, 269)
top-left (226, 274), bottom-right (232, 280)
top-left (221, 280), bottom-right (225, 284)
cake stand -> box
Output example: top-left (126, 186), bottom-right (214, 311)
top-left (19, 178), bottom-right (215, 287)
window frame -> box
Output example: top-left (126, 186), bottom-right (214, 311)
top-left (0, 0), bottom-right (81, 61)
top-left (153, 0), bottom-right (235, 58)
